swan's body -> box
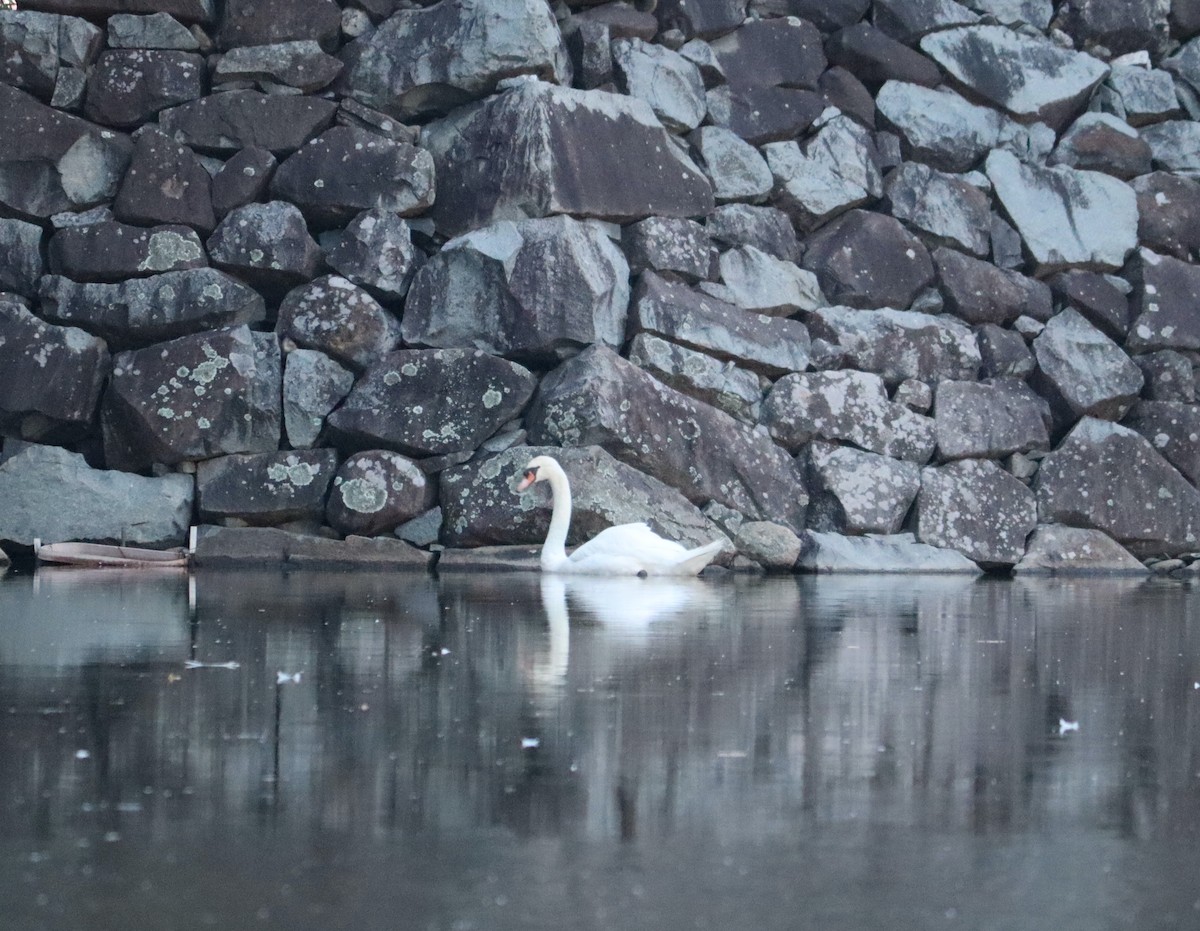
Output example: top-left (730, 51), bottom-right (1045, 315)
top-left (516, 456), bottom-right (724, 576)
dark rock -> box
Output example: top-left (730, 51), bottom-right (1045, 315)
top-left (627, 333), bottom-right (761, 423)
top-left (326, 450), bottom-right (436, 537)
top-left (218, 0), bottom-right (341, 50)
top-left (629, 271), bottom-right (810, 377)
top-left (1061, 0), bottom-right (1170, 58)
top-left (778, 0), bottom-right (868, 32)
top-left (1131, 172), bottom-right (1200, 261)
top-left (269, 126), bottom-right (434, 228)
top-left (1135, 350), bottom-right (1195, 402)
top-left (613, 38), bottom-right (706, 133)
top-left (19, 0), bottom-right (214, 24)
top-left (277, 275), bottom-right (401, 371)
top-left (816, 66), bottom-right (876, 127)
top-left (915, 458), bottom-right (1037, 567)
top-left (935, 248), bottom-right (1051, 326)
top-left (1126, 249), bottom-right (1200, 353)
top-left (84, 50), bottom-right (203, 128)
top-left (705, 83), bottom-right (826, 145)
top-left (191, 525), bottom-right (433, 569)
top-left (113, 128), bottom-right (215, 233)
top-left (886, 164), bottom-right (992, 257)
top-left (197, 448), bottom-right (338, 525)
top-left (0, 297), bottom-right (109, 434)
top-left (1174, 0), bottom-right (1200, 38)
top-left (326, 349), bottom-right (537, 458)
top-left (159, 90), bottom-right (339, 156)
top-left (334, 98), bottom-right (419, 145)
top-left (1046, 269), bottom-right (1129, 340)
top-left (214, 40), bottom-right (343, 92)
top-left (0, 442), bottom-right (193, 548)
top-left (825, 23), bottom-right (942, 89)
top-left (1123, 401), bottom-right (1200, 486)
top-left (796, 530), bottom-right (981, 573)
top-left (0, 85), bottom-right (132, 220)
top-left (710, 18), bottom-right (825, 89)
top-left (799, 210), bottom-right (934, 310)
top-left (872, 0), bottom-right (980, 44)
top-left (0, 10), bottom-right (103, 101)
top-left (762, 370), bottom-right (936, 462)
top-left (1049, 113), bottom-right (1152, 180)
top-left (804, 441), bottom-right (921, 534)
top-left (705, 204), bottom-right (798, 262)
top-left (527, 344), bottom-right (807, 530)
top-left (574, 3), bottom-right (658, 42)
top-left (48, 221), bottom-right (206, 282)
top-left (101, 325), bottom-right (281, 471)
top-left (39, 269), bottom-right (265, 349)
top-left (210, 146), bottom-right (277, 219)
top-left (805, 307), bottom-right (981, 384)
top-left (282, 348), bottom-right (354, 448)
top-left (934, 378), bottom-right (1051, 461)
top-left (107, 12), bottom-right (200, 50)
top-left (1035, 417), bottom-right (1200, 556)
top-left (653, 0), bottom-right (746, 39)
top-left (440, 444), bottom-right (726, 550)
top-left (324, 208), bottom-right (420, 301)
top-left (206, 200), bottom-right (322, 295)
top-left (403, 215), bottom-right (629, 365)
top-left (343, 0), bottom-right (569, 120)
top-left (977, 323), bottom-right (1036, 378)
top-left (622, 216), bottom-right (715, 283)
top-left (0, 219), bottom-right (46, 298)
top-left (1012, 524), bottom-right (1147, 575)
top-left (424, 80), bottom-right (713, 237)
top-left (562, 19), bottom-right (613, 90)
top-left (1031, 308), bottom-right (1143, 425)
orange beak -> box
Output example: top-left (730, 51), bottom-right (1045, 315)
top-left (517, 475), bottom-right (533, 492)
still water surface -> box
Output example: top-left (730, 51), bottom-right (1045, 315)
top-left (1, 567), bottom-right (1199, 930)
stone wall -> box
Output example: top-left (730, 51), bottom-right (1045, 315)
top-left (0, 0), bottom-right (1198, 574)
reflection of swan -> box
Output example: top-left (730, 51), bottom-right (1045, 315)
top-left (516, 456), bottom-right (724, 576)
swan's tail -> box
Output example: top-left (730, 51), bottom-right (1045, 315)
top-left (676, 539), bottom-right (725, 575)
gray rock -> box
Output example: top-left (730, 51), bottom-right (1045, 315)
top-left (214, 40), bottom-right (342, 92)
top-left (805, 441), bottom-right (921, 534)
top-left (1132, 172), bottom-right (1200, 261)
top-left (800, 210), bottom-right (934, 310)
top-left (872, 0), bottom-right (980, 44)
top-left (325, 208), bottom-right (420, 301)
top-left (1135, 351), bottom-right (1195, 403)
top-left (627, 332), bottom-right (761, 423)
top-left (424, 79), bottom-right (712, 237)
top-left (107, 12), bottom-right (200, 50)
top-left (916, 458), bottom-right (1037, 567)
top-left (527, 344), bottom-right (807, 529)
top-left (269, 126), bottom-right (434, 228)
top-left (206, 200), bottom-right (321, 294)
top-left (630, 271), bottom-right (810, 377)
top-left (805, 307), bottom-right (981, 384)
top-left (1102, 64), bottom-right (1179, 127)
top-left (763, 115), bottom-right (883, 233)
top-left (718, 246), bottom-right (824, 316)
top-left (690, 126), bottom-right (773, 204)
top-left (0, 85), bottom-right (132, 220)
top-left (1139, 120), bottom-right (1200, 175)
top-left (1046, 269), bottom-right (1130, 340)
top-left (1035, 417), bottom-right (1200, 556)
top-left (277, 275), bottom-right (400, 371)
top-left (113, 128), bottom-right (215, 233)
top-left (1049, 112), bottom-right (1152, 179)
top-left (326, 348), bottom-right (537, 458)
top-left (20, 0), bottom-right (215, 25)
top-left (934, 248), bottom-right (1051, 326)
top-left (885, 162), bottom-right (991, 256)
top-left (920, 25), bottom-right (1110, 131)
top-left (977, 325), bottom-right (1036, 379)
top-left (159, 90), bottom-right (338, 156)
top-left (326, 450), bottom-right (436, 537)
top-left (218, 0), bottom-right (341, 50)
top-left (622, 216), bottom-right (715, 284)
top-left (705, 204), bottom-right (798, 262)
top-left (102, 325), bottom-right (281, 471)
top-left (48, 221), bottom-right (206, 282)
top-left (986, 149), bottom-right (1138, 274)
top-left (934, 378), bottom-right (1051, 461)
top-left (826, 23), bottom-right (942, 89)
top-left (1123, 401), bottom-right (1200, 486)
top-left (893, 379), bottom-right (933, 413)
top-left (0, 10), bottom-right (103, 101)
top-left (612, 38), bottom-right (705, 133)
top-left (0, 218), bottom-right (46, 298)
top-left (963, 0), bottom-right (1051, 28)
top-left (39, 268), bottom-right (265, 349)
top-left (342, 0), bottom-right (569, 120)
top-left (191, 524), bottom-right (433, 569)
top-left (282, 348), bottom-right (354, 449)
top-left (763, 369), bottom-right (936, 462)
top-left (876, 80), bottom-right (1013, 173)
top-left (403, 215), bottom-right (629, 365)
top-left (1012, 524), bottom-right (1148, 574)
top-left (0, 297), bottom-right (109, 433)
top-left (796, 530), bottom-right (982, 573)
top-left (1032, 308), bottom-right (1143, 425)
top-left (84, 49), bottom-right (203, 129)
top-left (733, 521), bottom-right (801, 569)
top-left (439, 444), bottom-right (727, 550)
top-left (197, 448), bottom-right (338, 525)
top-left (395, 506), bottom-right (441, 548)
top-left (210, 145), bottom-right (277, 220)
top-left (0, 442), bottom-right (193, 548)
top-left (1061, 0), bottom-right (1170, 57)
top-left (705, 83), bottom-right (825, 146)
top-left (1126, 248), bottom-right (1200, 352)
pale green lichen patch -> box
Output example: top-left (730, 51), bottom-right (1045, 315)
top-left (482, 388), bottom-right (502, 408)
top-left (338, 476), bottom-right (387, 513)
top-left (267, 460), bottom-right (318, 487)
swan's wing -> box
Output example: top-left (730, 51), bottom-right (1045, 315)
top-left (567, 523), bottom-right (690, 565)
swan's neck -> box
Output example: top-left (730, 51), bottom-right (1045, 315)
top-left (541, 462), bottom-right (572, 571)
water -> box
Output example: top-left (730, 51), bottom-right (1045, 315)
top-left (1, 567), bottom-right (1199, 931)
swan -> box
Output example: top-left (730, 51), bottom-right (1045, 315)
top-left (515, 455), bottom-right (725, 576)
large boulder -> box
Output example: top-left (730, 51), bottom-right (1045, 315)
top-left (83, 49), bottom-right (203, 128)
top-left (1031, 308), bottom-right (1143, 425)
top-left (282, 348), bottom-right (354, 449)
top-left (690, 126), bottom-right (773, 205)
top-left (627, 333), bottom-right (762, 424)
top-left (717, 246), bottom-right (824, 317)
top-left (0, 442), bottom-right (193, 548)
top-left (158, 90), bottom-right (338, 155)
top-left (708, 18), bottom-right (825, 90)
top-left (1125, 249), bottom-right (1200, 353)
top-left (1049, 112), bottom-right (1152, 180)
top-left (1035, 417), bottom-right (1200, 556)
top-left (324, 209), bottom-right (420, 301)
top-left (102, 325), bottom-right (281, 471)
top-left (48, 220), bottom-right (206, 282)
top-left (0, 10), bottom-right (103, 101)
top-left (39, 268), bottom-right (266, 349)
top-left (106, 12), bottom-right (201, 50)
top-left (884, 162), bottom-right (991, 257)
top-left (206, 201), bottom-right (321, 295)
top-left (1012, 524), bottom-right (1147, 575)
top-left (1122, 401), bottom-right (1200, 486)
top-left (1046, 269), bottom-right (1128, 339)
top-left (0, 218), bottom-right (47, 298)
top-left (439, 444), bottom-right (726, 550)
top-left (1132, 173), bottom-right (1200, 261)
top-left (527, 344), bottom-right (807, 530)
top-left (342, 0), bottom-right (570, 120)
top-left (218, 0), bottom-right (339, 49)
top-left (211, 146), bottom-right (277, 220)
top-left (1061, 0), bottom-right (1170, 57)
top-left (706, 83), bottom-right (825, 145)
top-left (403, 215), bottom-right (629, 364)
top-left (19, 0), bottom-right (215, 25)
top-left (196, 449), bottom-right (338, 526)
top-left (796, 530), bottom-right (981, 573)
top-left (213, 40), bottom-right (343, 93)
top-left (621, 216), bottom-right (716, 284)
top-left (705, 204), bottom-right (799, 263)
top-left (612, 38), bottom-right (705, 133)
top-left (804, 441), bottom-right (921, 534)
top-left (934, 248), bottom-right (1051, 326)
top-left (933, 378), bottom-right (1051, 461)
top-left (825, 22), bottom-right (942, 89)
top-left (423, 79), bottom-right (713, 237)
top-left (325, 348), bottom-right (537, 458)
top-left (326, 450), bottom-right (436, 537)
top-left (276, 275), bottom-right (401, 371)
top-left (113, 127), bottom-right (215, 233)
top-left (1141, 120), bottom-right (1200, 174)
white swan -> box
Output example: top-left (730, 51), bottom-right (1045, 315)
top-left (515, 455), bottom-right (725, 576)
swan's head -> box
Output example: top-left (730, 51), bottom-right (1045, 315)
top-left (516, 455), bottom-right (557, 492)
